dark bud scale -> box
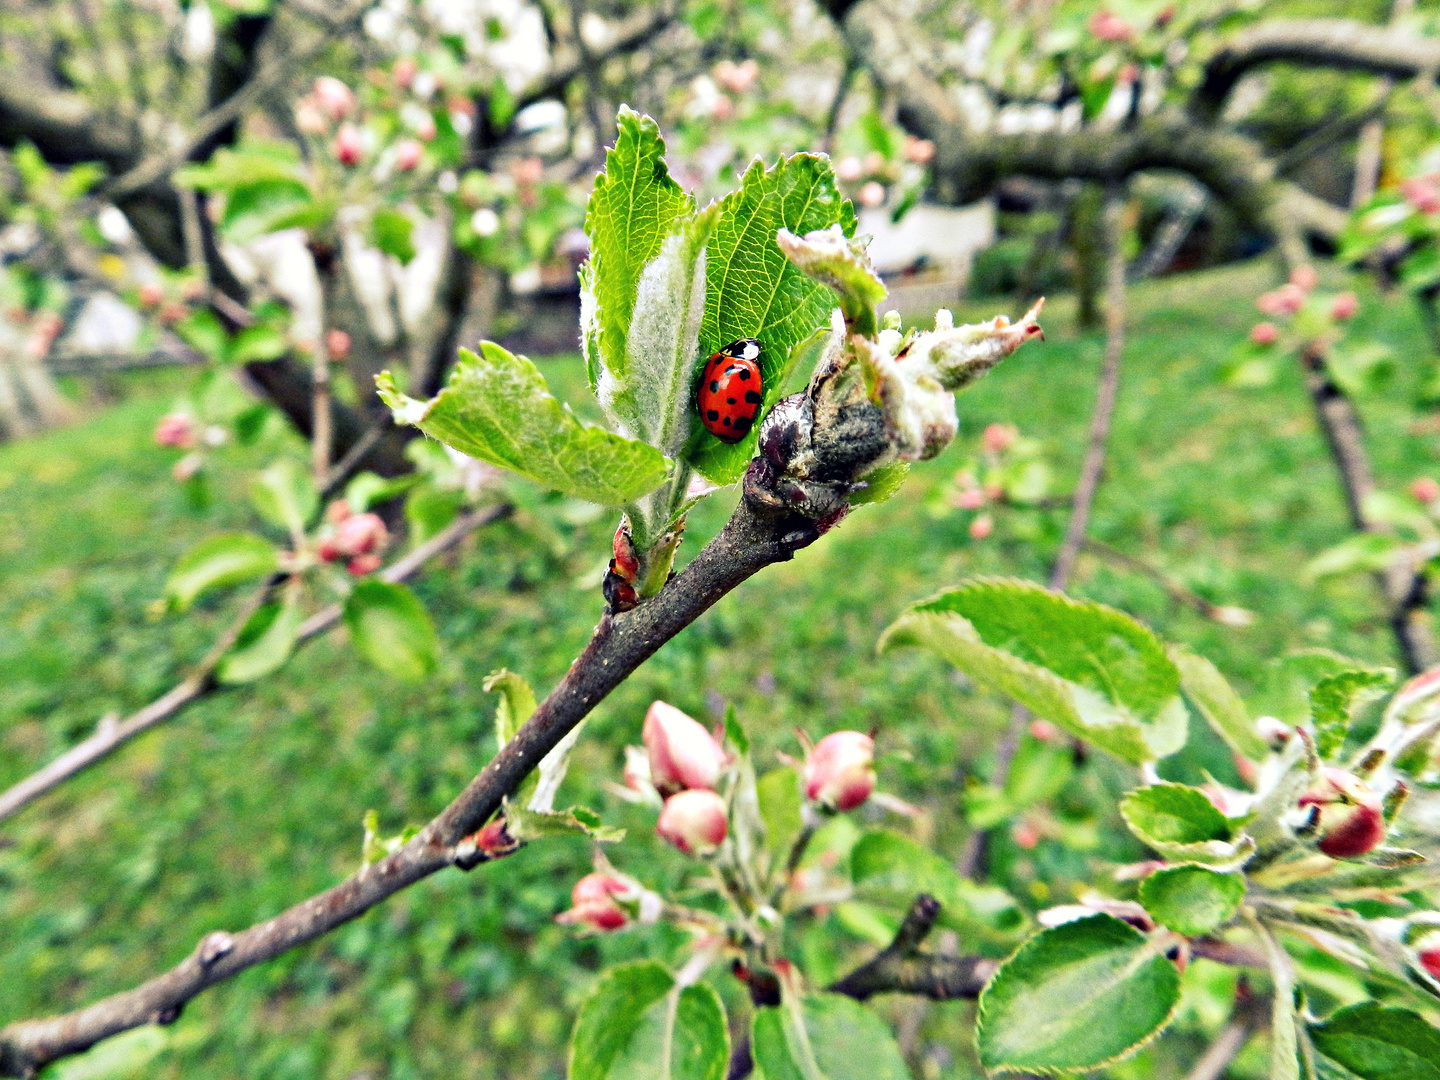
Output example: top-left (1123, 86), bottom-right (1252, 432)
top-left (697, 339), bottom-right (763, 443)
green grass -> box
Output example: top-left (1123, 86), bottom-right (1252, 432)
top-left (2, 259), bottom-right (1435, 1078)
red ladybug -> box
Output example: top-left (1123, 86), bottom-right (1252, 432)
top-left (697, 339), bottom-right (763, 443)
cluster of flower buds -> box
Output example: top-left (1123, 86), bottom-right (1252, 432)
top-left (1297, 767), bottom-right (1386, 858)
top-left (554, 862), bottom-right (664, 933)
top-left (318, 500), bottom-right (389, 575)
top-left (949, 422), bottom-right (1029, 539)
top-left (1088, 9), bottom-right (1135, 42)
top-left (1250, 265), bottom-right (1357, 344)
top-left (833, 141), bottom-right (932, 210)
top-left (802, 731), bottom-right (877, 812)
top-left (642, 701), bottom-right (731, 855)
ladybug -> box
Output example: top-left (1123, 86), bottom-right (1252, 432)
top-left (697, 339), bottom-right (763, 443)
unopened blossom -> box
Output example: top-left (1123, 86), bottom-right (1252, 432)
top-left (970, 513), bottom-right (994, 539)
top-left (393, 58), bottom-right (418, 89)
top-left (1298, 767), bottom-right (1386, 858)
top-left (347, 553), bottom-right (382, 577)
top-left (336, 511), bottom-right (388, 555)
top-left (656, 789), bottom-right (728, 855)
top-left (1415, 929), bottom-right (1440, 979)
top-left (1401, 177), bottom-right (1440, 215)
top-left (138, 283), bottom-right (164, 309)
top-left (1412, 477), bottom-right (1440, 503)
top-left (1331, 292), bottom-right (1358, 320)
top-left (1257, 284), bottom-right (1305, 317)
top-left (325, 328), bottom-right (351, 359)
top-left (643, 700), bottom-right (727, 795)
top-left (1289, 264), bottom-right (1319, 292)
top-left (415, 114), bottom-right (437, 142)
top-left (804, 731), bottom-right (876, 812)
top-left (313, 76), bottom-right (355, 120)
top-left (859, 182), bottom-right (886, 208)
top-left (836, 156), bottom-right (863, 182)
top-left (294, 97), bottom-right (329, 135)
top-left (155, 412), bottom-right (197, 449)
top-left (714, 58), bottom-right (758, 94)
top-left (555, 873), bottom-right (629, 931)
top-left (955, 486), bottom-right (986, 510)
top-left (394, 139), bottom-right (423, 172)
top-left (904, 136), bottom-right (936, 164)
top-left (982, 422), bottom-right (1017, 454)
top-left (334, 125), bottom-right (364, 167)
top-left (1088, 10), bottom-right (1134, 41)
top-left (1250, 321), bottom-right (1279, 345)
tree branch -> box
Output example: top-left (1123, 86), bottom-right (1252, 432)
top-left (0, 498), bottom-right (822, 1076)
top-left (0, 504), bottom-right (511, 826)
top-left (826, 895), bottom-right (996, 1001)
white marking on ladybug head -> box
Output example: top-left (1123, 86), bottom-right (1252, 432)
top-left (742, 342), bottom-right (759, 360)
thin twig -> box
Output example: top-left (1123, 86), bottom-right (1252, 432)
top-left (0, 504), bottom-right (510, 825)
top-left (318, 416), bottom-right (391, 501)
top-left (1082, 538), bottom-right (1252, 625)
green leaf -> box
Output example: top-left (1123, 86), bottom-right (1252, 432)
top-left (686, 154), bottom-right (856, 485)
top-left (775, 225), bottom-right (886, 336)
top-left (371, 208), bottom-right (417, 265)
top-left (227, 324), bottom-right (288, 365)
top-left (976, 915), bottom-right (1182, 1073)
top-left (174, 308), bottom-right (230, 362)
top-left (344, 470), bottom-right (418, 512)
top-left (1170, 647), bottom-right (1267, 760)
top-left (343, 581), bottom-right (439, 682)
top-left (568, 962), bottom-right (728, 1080)
top-left (850, 829), bottom-right (1023, 943)
top-left (849, 462), bottom-right (910, 507)
top-left (757, 767), bottom-right (803, 868)
top-left (219, 178), bottom-right (316, 243)
top-left (581, 107), bottom-right (694, 393)
top-left (1306, 533), bottom-right (1401, 580)
top-left (1137, 866), bottom-right (1245, 937)
top-left (484, 669), bottom-right (537, 752)
top-left (1311, 669), bottom-right (1395, 759)
top-left (43, 1025), bottom-right (168, 1080)
top-left (723, 702), bottom-right (749, 755)
top-left (879, 578), bottom-right (1187, 764)
top-left (377, 345), bottom-right (670, 506)
top-left (751, 995), bottom-right (909, 1080)
top-left (165, 532), bottom-right (279, 609)
top-left (404, 486), bottom-right (464, 544)
top-left (249, 459), bottom-right (317, 537)
top-left (504, 802), bottom-right (624, 844)
top-left (1309, 1004), bottom-right (1440, 1080)
top-left (1120, 784), bottom-right (1254, 867)
top-left (216, 586), bottom-right (303, 684)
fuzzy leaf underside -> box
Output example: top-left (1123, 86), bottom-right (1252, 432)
top-left (582, 107), bottom-right (694, 392)
top-left (750, 995), bottom-right (909, 1080)
top-left (1120, 784), bottom-right (1254, 867)
top-left (1170, 647), bottom-right (1267, 759)
top-left (686, 155), bottom-right (856, 484)
top-left (568, 962), bottom-right (727, 1080)
top-left (377, 345), bottom-right (670, 506)
top-left (879, 578), bottom-right (1187, 765)
top-left (1137, 866), bottom-right (1245, 937)
top-left (976, 915), bottom-right (1181, 1073)
top-left (1308, 1003), bottom-right (1440, 1080)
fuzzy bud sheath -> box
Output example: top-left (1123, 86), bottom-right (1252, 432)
top-left (745, 226), bottom-right (1043, 531)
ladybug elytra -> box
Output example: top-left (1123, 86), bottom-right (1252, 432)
top-left (697, 339), bottom-right (763, 443)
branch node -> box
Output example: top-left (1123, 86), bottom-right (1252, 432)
top-left (197, 930), bottom-right (235, 968)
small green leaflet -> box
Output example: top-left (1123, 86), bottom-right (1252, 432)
top-left (165, 532), bottom-right (279, 609)
top-left (217, 586), bottom-right (303, 684)
top-left (1311, 669), bottom-right (1395, 759)
top-left (1120, 784), bottom-right (1254, 867)
top-left (1309, 1003), bottom-right (1440, 1080)
top-left (250, 458), bottom-right (317, 537)
top-left (976, 914), bottom-right (1182, 1073)
top-left (1137, 865), bottom-right (1245, 936)
top-left (750, 995), bottom-right (909, 1080)
top-left (582, 107), bottom-right (694, 392)
top-left (686, 154), bottom-right (857, 485)
top-left (484, 669), bottom-right (537, 752)
top-left (568, 962), bottom-right (728, 1080)
top-left (343, 580), bottom-right (439, 682)
top-left (879, 578), bottom-right (1187, 764)
top-left (1170, 647), bottom-right (1267, 759)
top-left (377, 344), bottom-right (670, 506)
top-left (371, 208), bottom-right (416, 265)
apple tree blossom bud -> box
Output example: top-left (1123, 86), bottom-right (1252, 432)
top-left (1415, 477), bottom-right (1440, 504)
top-left (313, 76), bottom-right (355, 120)
top-left (804, 731), bottom-right (876, 811)
top-left (334, 124), bottom-right (363, 166)
top-left (1330, 292), bottom-right (1358, 320)
top-left (1088, 10), bottom-right (1134, 41)
top-left (415, 113), bottom-right (437, 142)
top-left (970, 513), bottom-right (994, 540)
top-left (859, 181), bottom-right (886, 208)
top-left (394, 139), bottom-right (423, 172)
top-left (138, 283), bottom-right (164, 309)
top-left (326, 498), bottom-right (352, 524)
top-left (1298, 767), bottom-right (1386, 858)
top-left (1257, 284), bottom-right (1305, 317)
top-left (336, 511), bottom-right (388, 556)
top-left (294, 97), bottom-right (329, 135)
top-left (904, 136), bottom-right (936, 164)
top-left (656, 789), bottom-right (728, 855)
top-left (325, 328), bottom-right (351, 359)
top-left (555, 873), bottom-right (629, 931)
top-left (155, 412), bottom-right (197, 449)
top-left (643, 700), bottom-right (728, 796)
top-left (474, 817), bottom-right (520, 858)
top-left (1254, 716), bottom-right (1292, 746)
top-left (1289, 264), bottom-right (1319, 292)
top-left (1250, 321), bottom-right (1278, 345)
top-left (1414, 929), bottom-right (1440, 979)
top-left (955, 486), bottom-right (986, 510)
top-left (1401, 177), bottom-right (1440, 214)
top-left (347, 552), bottom-right (383, 576)
top-left (393, 58), bottom-right (418, 89)
top-left (982, 422), bottom-right (1017, 454)
top-left (836, 156), bottom-right (863, 182)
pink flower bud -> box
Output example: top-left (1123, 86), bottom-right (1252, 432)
top-left (393, 58), bottom-right (418, 89)
top-left (347, 552), bottom-right (383, 576)
top-left (1330, 292), bottom-right (1358, 320)
top-left (970, 513), bottom-right (994, 540)
top-left (474, 817), bottom-right (520, 858)
top-left (1250, 321), bottom-right (1278, 345)
top-left (394, 139), bottom-right (422, 172)
top-left (313, 76), bottom-right (356, 121)
top-left (172, 452), bottom-right (203, 482)
top-left (710, 94), bottom-right (736, 121)
top-left (982, 422), bottom-right (1017, 454)
top-left (555, 873), bottom-right (629, 931)
top-left (294, 99), bottom-right (329, 136)
top-left (1029, 719), bottom-right (1061, 742)
top-left (1401, 177), bottom-right (1440, 215)
top-left (955, 487), bottom-right (986, 510)
top-left (643, 700), bottom-right (728, 796)
top-left (1255, 716), bottom-right (1293, 747)
top-left (1298, 767), bottom-right (1385, 858)
top-left (317, 537), bottom-right (343, 563)
top-left (326, 498), bottom-right (352, 524)
top-left (336, 511), bottom-right (388, 556)
top-left (334, 124), bottom-right (363, 167)
top-left (714, 58), bottom-right (759, 94)
top-left (1415, 930), bottom-right (1440, 978)
top-left (1289, 264), bottom-right (1319, 292)
top-left (1088, 10), bottom-right (1134, 41)
top-left (325, 328), bottom-right (351, 359)
top-left (656, 789), bottom-right (728, 855)
top-left (1256, 283), bottom-right (1305, 317)
top-left (511, 157), bottom-right (544, 187)
top-left (859, 181), bottom-right (886, 208)
top-left (804, 731), bottom-right (876, 811)
top-left (138, 283), bottom-right (164, 309)
top-left (836, 156), bottom-right (863, 183)
top-left (1013, 821), bottom-right (1041, 849)
top-left (413, 113), bottom-right (437, 142)
top-left (155, 412), bottom-right (197, 449)
top-left (1413, 477), bottom-right (1440, 504)
top-left (904, 136), bottom-right (936, 164)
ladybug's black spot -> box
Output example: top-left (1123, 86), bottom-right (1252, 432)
top-left (706, 409), bottom-right (720, 421)
top-left (727, 397), bottom-right (736, 405)
top-left (710, 380), bottom-right (720, 392)
top-left (744, 390), bottom-right (762, 404)
top-left (732, 415), bottom-right (752, 433)
top-left (722, 415), bottom-right (733, 426)
top-left (737, 368), bottom-right (752, 380)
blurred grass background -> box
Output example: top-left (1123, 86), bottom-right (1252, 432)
top-left (2, 259), bottom-right (1435, 1078)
